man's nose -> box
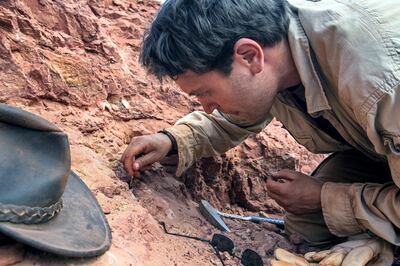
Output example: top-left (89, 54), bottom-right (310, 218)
top-left (200, 100), bottom-right (218, 114)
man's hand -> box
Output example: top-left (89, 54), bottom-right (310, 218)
top-left (266, 169), bottom-right (323, 215)
top-left (121, 133), bottom-right (172, 177)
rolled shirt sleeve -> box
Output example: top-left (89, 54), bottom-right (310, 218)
top-left (164, 110), bottom-right (272, 176)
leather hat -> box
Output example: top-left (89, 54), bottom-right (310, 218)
top-left (0, 103), bottom-right (112, 257)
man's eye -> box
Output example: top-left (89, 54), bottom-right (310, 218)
top-left (197, 91), bottom-right (209, 97)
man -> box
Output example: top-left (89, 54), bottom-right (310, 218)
top-left (122, 0), bottom-right (399, 264)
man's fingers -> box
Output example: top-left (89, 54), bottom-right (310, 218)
top-left (120, 149), bottom-right (126, 162)
top-left (268, 191), bottom-right (289, 210)
top-left (266, 179), bottom-right (290, 207)
top-left (267, 189), bottom-right (282, 202)
top-left (122, 142), bottom-right (147, 176)
top-left (266, 177), bottom-right (288, 195)
top-left (123, 151), bottom-right (140, 177)
top-left (272, 169), bottom-right (297, 181)
top-left (120, 143), bottom-right (132, 163)
top-left (134, 170), bottom-right (140, 178)
top-left (134, 151), bottom-right (158, 170)
top-left (123, 153), bottom-right (134, 177)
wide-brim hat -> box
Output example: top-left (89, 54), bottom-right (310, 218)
top-left (0, 104), bottom-right (111, 257)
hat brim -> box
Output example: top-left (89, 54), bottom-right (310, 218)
top-left (0, 171), bottom-right (112, 257)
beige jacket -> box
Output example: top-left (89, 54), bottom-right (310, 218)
top-left (165, 0), bottom-right (400, 245)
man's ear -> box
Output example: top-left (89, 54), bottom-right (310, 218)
top-left (233, 38), bottom-right (264, 74)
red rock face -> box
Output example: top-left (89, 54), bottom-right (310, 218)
top-left (0, 0), bottom-right (325, 264)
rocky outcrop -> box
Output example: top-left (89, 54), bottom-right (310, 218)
top-left (0, 0), bottom-right (325, 265)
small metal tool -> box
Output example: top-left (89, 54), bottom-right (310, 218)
top-left (199, 200), bottom-right (284, 232)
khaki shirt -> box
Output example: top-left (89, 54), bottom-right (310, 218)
top-left (165, 0), bottom-right (400, 245)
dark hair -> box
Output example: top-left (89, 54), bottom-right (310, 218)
top-left (140, 0), bottom-right (289, 80)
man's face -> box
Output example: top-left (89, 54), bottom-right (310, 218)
top-left (175, 61), bottom-right (280, 124)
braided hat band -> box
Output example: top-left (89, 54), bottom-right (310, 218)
top-left (0, 200), bottom-right (63, 224)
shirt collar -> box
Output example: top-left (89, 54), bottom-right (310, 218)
top-left (286, 6), bottom-right (331, 115)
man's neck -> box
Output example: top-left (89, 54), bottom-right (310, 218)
top-left (277, 38), bottom-right (301, 92)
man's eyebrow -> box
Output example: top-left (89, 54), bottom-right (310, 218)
top-left (188, 88), bottom-right (204, 96)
